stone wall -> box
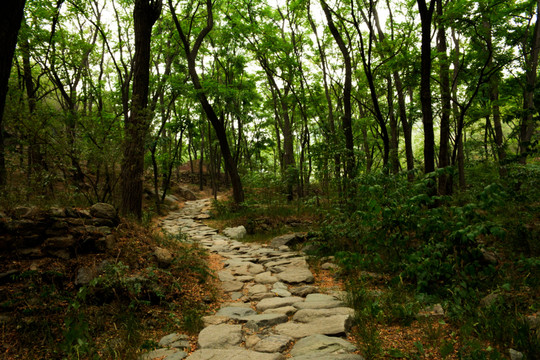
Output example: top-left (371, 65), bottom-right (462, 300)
top-left (0, 203), bottom-right (118, 260)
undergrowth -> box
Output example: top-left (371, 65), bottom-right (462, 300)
top-left (0, 222), bottom-right (216, 359)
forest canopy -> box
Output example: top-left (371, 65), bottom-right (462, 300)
top-left (0, 0), bottom-right (538, 215)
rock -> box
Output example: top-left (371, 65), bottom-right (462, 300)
top-left (215, 307), bottom-right (256, 319)
top-left (231, 292), bottom-right (243, 301)
top-left (202, 315), bottom-right (229, 326)
top-left (197, 324), bottom-right (243, 349)
top-left (75, 267), bottom-right (95, 286)
top-left (140, 348), bottom-right (187, 360)
top-left (292, 308), bottom-right (355, 323)
top-left (321, 262), bottom-right (339, 271)
top-left (290, 286), bottom-right (318, 297)
top-left (273, 282), bottom-right (288, 290)
top-left (249, 292), bottom-right (275, 301)
top-left (480, 248), bottom-right (498, 265)
top-left (159, 333), bottom-right (190, 348)
top-left (44, 235), bottom-right (75, 248)
top-left (178, 187), bottom-right (197, 201)
top-left (269, 233), bottom-right (306, 248)
top-left (46, 249), bottom-right (71, 259)
top-left (256, 297), bottom-right (304, 312)
top-left (90, 203), bottom-right (117, 221)
top-left (272, 288), bottom-right (292, 297)
top-left (509, 349), bottom-right (524, 360)
top-left (154, 247), bottom-right (174, 268)
top-left (290, 354), bottom-right (364, 360)
top-left (218, 270), bottom-right (235, 282)
top-left (290, 334), bottom-right (357, 357)
top-left (239, 314), bottom-right (289, 329)
top-left (526, 313), bottom-right (540, 329)
top-left (480, 293), bottom-right (501, 307)
top-left (229, 262), bottom-right (265, 276)
top-left (223, 226), bottom-right (247, 240)
top-left (12, 206), bottom-right (39, 219)
top-left (245, 334), bottom-right (261, 348)
top-left (263, 306), bottom-right (298, 316)
top-left (276, 267), bottom-right (314, 284)
top-left (248, 284), bottom-right (268, 295)
top-left (253, 335), bottom-right (292, 353)
top-left (417, 304), bottom-right (444, 317)
top-left (95, 234), bottom-right (116, 252)
top-left (274, 315), bottom-right (353, 339)
top-left (254, 271), bottom-right (279, 284)
top-left (222, 281), bottom-right (244, 292)
top-left (186, 349), bottom-right (284, 360)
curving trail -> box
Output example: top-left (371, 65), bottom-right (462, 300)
top-left (143, 198), bottom-right (363, 360)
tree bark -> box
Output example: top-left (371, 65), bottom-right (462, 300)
top-left (437, 0), bottom-right (452, 196)
top-left (0, 0), bottom-right (26, 186)
top-left (417, 0), bottom-right (436, 178)
top-left (321, 0), bottom-right (355, 181)
top-left (520, 0), bottom-right (540, 163)
top-left (120, 0), bottom-right (161, 218)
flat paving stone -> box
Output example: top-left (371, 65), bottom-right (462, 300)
top-left (221, 281), bottom-right (244, 292)
top-left (290, 334), bottom-right (357, 357)
top-left (253, 334), bottom-right (292, 353)
top-left (276, 267), bottom-right (314, 284)
top-left (254, 271), bottom-right (279, 284)
top-left (238, 313), bottom-right (289, 327)
top-left (256, 296), bottom-right (304, 312)
top-left (292, 307), bottom-right (355, 323)
top-left (197, 324), bottom-right (242, 349)
top-left (262, 306), bottom-right (298, 316)
top-left (289, 355), bottom-right (364, 360)
top-left (215, 306), bottom-right (256, 319)
top-left (186, 349), bottom-right (284, 360)
top-left (274, 315), bottom-right (352, 339)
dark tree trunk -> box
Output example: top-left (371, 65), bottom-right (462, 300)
top-left (395, 74), bottom-right (414, 180)
top-left (387, 77), bottom-right (399, 174)
top-left (120, 0), bottom-right (161, 218)
top-left (170, 0), bottom-right (244, 204)
top-left (437, 0), bottom-right (452, 196)
top-left (520, 0), bottom-right (540, 163)
top-left (0, 0), bottom-right (26, 186)
top-left (417, 0), bottom-right (436, 177)
top-left (321, 0), bottom-right (355, 181)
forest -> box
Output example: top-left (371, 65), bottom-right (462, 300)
top-left (0, 0), bottom-right (539, 359)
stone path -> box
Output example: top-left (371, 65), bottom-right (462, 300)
top-left (142, 199), bottom-right (363, 360)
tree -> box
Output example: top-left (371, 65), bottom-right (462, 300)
top-left (169, 0), bottom-right (244, 204)
top-left (0, 0), bottom-right (26, 186)
top-left (121, 0), bottom-right (162, 218)
top-left (417, 0), bottom-right (436, 178)
top-left (320, 0), bottom-right (355, 182)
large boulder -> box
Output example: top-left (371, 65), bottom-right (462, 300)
top-left (223, 226), bottom-right (247, 240)
top-left (178, 187), bottom-right (197, 201)
top-left (270, 233), bottom-right (306, 248)
top-left (90, 203), bottom-right (117, 221)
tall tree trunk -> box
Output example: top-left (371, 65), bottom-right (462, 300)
top-left (170, 0), bottom-right (244, 204)
top-left (395, 74), bottom-right (414, 180)
top-left (0, 0), bottom-right (26, 186)
top-left (417, 0), bottom-right (436, 178)
top-left (483, 15), bottom-right (506, 175)
top-left (321, 0), bottom-right (355, 182)
top-left (437, 0), bottom-right (452, 196)
top-left (387, 77), bottom-right (399, 174)
top-left (120, 0), bottom-right (161, 218)
top-left (520, 0), bottom-right (540, 163)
